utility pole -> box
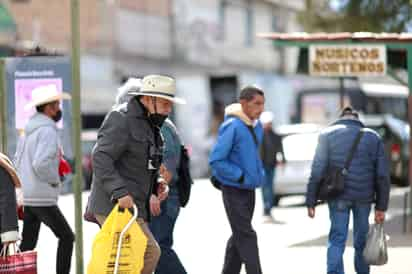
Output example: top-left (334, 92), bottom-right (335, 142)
top-left (407, 45), bottom-right (412, 230)
top-left (70, 0), bottom-right (84, 273)
top-left (339, 77), bottom-right (345, 108)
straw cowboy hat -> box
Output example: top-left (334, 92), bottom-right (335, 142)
top-left (25, 84), bottom-right (71, 110)
top-left (128, 75), bottom-right (186, 104)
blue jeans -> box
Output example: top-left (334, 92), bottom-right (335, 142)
top-left (262, 166), bottom-right (275, 215)
top-left (327, 200), bottom-right (371, 274)
top-left (149, 188), bottom-right (187, 274)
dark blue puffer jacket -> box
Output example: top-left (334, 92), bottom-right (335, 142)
top-left (306, 119), bottom-right (390, 210)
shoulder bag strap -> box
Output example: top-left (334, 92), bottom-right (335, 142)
top-left (246, 126), bottom-right (258, 146)
top-left (342, 129), bottom-right (364, 174)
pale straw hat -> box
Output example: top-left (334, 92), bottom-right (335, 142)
top-left (25, 84), bottom-right (71, 110)
top-left (128, 75), bottom-right (186, 104)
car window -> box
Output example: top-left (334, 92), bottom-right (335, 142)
top-left (282, 133), bottom-right (319, 161)
top-left (369, 125), bottom-right (387, 140)
top-left (366, 96), bottom-right (407, 121)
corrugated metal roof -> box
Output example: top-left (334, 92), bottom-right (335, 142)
top-left (257, 32), bottom-right (412, 42)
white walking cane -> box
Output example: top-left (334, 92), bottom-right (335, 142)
top-left (114, 204), bottom-right (138, 274)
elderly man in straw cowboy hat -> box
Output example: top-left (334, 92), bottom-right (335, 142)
top-left (88, 74), bottom-right (185, 274)
top-left (14, 84), bottom-right (75, 274)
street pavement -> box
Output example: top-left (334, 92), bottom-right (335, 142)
top-left (29, 179), bottom-right (411, 273)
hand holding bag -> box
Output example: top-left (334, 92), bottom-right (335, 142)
top-left (87, 204), bottom-right (147, 274)
top-left (0, 243), bottom-right (37, 274)
top-left (363, 223), bottom-right (388, 265)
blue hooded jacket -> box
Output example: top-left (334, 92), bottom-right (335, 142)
top-left (306, 118), bottom-right (390, 211)
top-left (209, 103), bottom-right (265, 189)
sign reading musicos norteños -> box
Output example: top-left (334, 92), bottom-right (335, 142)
top-left (309, 45), bottom-right (386, 77)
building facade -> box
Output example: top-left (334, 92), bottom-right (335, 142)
top-left (7, 0), bottom-right (305, 176)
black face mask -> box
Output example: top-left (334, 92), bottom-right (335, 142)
top-left (52, 110), bottom-right (62, 122)
top-left (149, 113), bottom-right (167, 127)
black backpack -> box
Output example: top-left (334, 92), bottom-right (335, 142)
top-left (177, 146), bottom-right (193, 207)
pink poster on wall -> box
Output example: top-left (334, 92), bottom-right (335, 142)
top-left (15, 78), bottom-right (63, 129)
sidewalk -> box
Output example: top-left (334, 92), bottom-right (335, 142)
top-left (380, 187), bottom-right (412, 247)
top-left (31, 180), bottom-right (411, 274)
top-left (282, 187), bottom-right (412, 274)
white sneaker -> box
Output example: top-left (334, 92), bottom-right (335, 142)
top-left (262, 215), bottom-right (285, 224)
top-left (262, 215), bottom-right (275, 224)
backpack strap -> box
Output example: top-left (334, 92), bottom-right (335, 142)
top-left (246, 126), bottom-right (258, 146)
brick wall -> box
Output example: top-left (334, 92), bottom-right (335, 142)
top-left (7, 0), bottom-right (110, 51)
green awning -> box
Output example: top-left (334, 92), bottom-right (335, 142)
top-left (0, 4), bottom-right (16, 32)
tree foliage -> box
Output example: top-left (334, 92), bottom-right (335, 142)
top-left (299, 0), bottom-right (412, 33)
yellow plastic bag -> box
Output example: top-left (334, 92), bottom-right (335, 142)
top-left (87, 204), bottom-right (147, 274)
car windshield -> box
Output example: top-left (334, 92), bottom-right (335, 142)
top-left (282, 132), bottom-right (319, 161)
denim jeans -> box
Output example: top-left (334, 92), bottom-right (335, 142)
top-left (149, 188), bottom-right (186, 274)
top-left (20, 205), bottom-right (75, 274)
top-left (327, 200), bottom-right (371, 274)
top-left (262, 166), bottom-right (275, 215)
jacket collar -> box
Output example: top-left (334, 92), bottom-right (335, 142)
top-left (224, 103), bottom-right (254, 126)
top-left (127, 97), bottom-right (148, 118)
top-left (333, 118), bottom-right (365, 128)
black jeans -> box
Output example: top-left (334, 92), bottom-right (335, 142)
top-left (221, 185), bottom-right (262, 274)
top-left (20, 205), bottom-right (75, 274)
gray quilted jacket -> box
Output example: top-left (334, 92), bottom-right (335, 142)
top-left (88, 98), bottom-right (161, 221)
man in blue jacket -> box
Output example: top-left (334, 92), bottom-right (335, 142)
top-left (209, 86), bottom-right (265, 274)
top-left (306, 107), bottom-right (390, 274)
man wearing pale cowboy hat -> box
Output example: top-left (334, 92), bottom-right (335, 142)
top-left (88, 74), bottom-right (185, 274)
top-left (14, 84), bottom-right (75, 274)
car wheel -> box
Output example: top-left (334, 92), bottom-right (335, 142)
top-left (273, 195), bottom-right (281, 207)
top-left (398, 178), bottom-right (409, 187)
top-left (391, 175), bottom-right (409, 187)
